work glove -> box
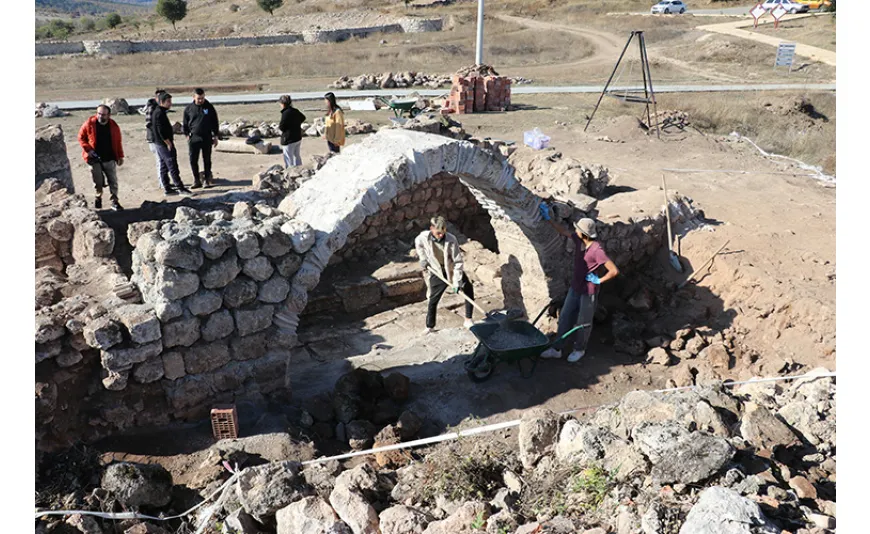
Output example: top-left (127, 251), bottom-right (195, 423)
top-left (585, 273), bottom-right (601, 285)
top-left (538, 201), bottom-right (551, 221)
top-left (88, 150), bottom-right (99, 160)
top-left (450, 286), bottom-right (461, 294)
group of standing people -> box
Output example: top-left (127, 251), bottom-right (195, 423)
top-left (78, 89), bottom-right (347, 210)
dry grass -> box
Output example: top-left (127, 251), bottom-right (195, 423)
top-left (668, 91), bottom-right (836, 172)
top-left (35, 13), bottom-right (593, 93)
top-left (752, 14), bottom-right (836, 52)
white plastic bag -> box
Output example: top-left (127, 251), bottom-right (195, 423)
top-left (523, 128), bottom-right (550, 150)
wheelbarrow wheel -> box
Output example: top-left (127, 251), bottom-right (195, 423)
top-left (409, 107), bottom-right (422, 118)
top-left (466, 345), bottom-right (495, 383)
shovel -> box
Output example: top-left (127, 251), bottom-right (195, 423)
top-left (662, 174), bottom-right (684, 273)
top-left (426, 267), bottom-right (522, 324)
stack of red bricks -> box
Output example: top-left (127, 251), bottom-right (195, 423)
top-left (445, 75), bottom-right (512, 114)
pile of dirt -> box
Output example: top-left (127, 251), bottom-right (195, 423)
top-left (592, 115), bottom-right (654, 142)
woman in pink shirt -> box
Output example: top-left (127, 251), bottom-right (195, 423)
top-left (539, 202), bottom-right (620, 362)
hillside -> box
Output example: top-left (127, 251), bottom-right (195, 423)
top-left (35, 0), bottom-right (153, 16)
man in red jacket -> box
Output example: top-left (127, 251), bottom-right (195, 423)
top-left (78, 105), bottom-right (125, 210)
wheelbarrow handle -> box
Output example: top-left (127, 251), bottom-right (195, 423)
top-left (545, 323), bottom-right (592, 348)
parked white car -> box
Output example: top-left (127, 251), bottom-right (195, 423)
top-left (651, 0), bottom-right (687, 14)
top-left (761, 0), bottom-right (810, 13)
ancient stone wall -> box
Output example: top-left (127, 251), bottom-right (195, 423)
top-left (35, 125), bottom-right (74, 193)
top-left (34, 41), bottom-right (86, 56)
top-left (35, 18), bottom-right (442, 57)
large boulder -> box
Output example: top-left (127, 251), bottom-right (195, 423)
top-left (679, 487), bottom-right (780, 534)
top-left (518, 408), bottom-right (560, 469)
top-left (329, 464), bottom-right (381, 534)
top-left (555, 420), bottom-right (648, 481)
top-left (740, 402), bottom-right (800, 450)
top-left (276, 496), bottom-right (352, 534)
top-left (379, 505), bottom-right (432, 534)
top-left (632, 422), bottom-right (734, 485)
top-left (101, 462), bottom-right (173, 509)
top-left (35, 124), bottom-right (74, 193)
top-left (236, 461), bottom-right (311, 521)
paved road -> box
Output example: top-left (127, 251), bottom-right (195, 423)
top-left (50, 83), bottom-right (835, 111)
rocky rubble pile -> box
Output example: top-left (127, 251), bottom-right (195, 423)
top-left (298, 368), bottom-right (424, 461)
top-left (379, 112), bottom-right (467, 140)
top-left (41, 371), bottom-right (834, 534)
top-left (219, 118), bottom-right (376, 140)
top-left (509, 147), bottom-right (612, 211)
top-left (328, 70), bottom-right (532, 90)
top-left (35, 102), bottom-right (69, 118)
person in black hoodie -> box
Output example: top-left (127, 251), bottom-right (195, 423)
top-left (278, 95), bottom-right (306, 168)
top-left (145, 89), bottom-right (173, 194)
top-left (183, 88), bottom-right (220, 189)
top-left (151, 92), bottom-right (191, 195)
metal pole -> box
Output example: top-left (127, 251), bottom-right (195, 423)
top-left (475, 0), bottom-right (484, 65)
top-left (585, 31), bottom-right (635, 132)
top-left (639, 32), bottom-right (660, 139)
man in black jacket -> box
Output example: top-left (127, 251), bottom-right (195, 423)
top-left (145, 89), bottom-right (173, 194)
top-left (151, 92), bottom-right (191, 195)
top-left (278, 95), bottom-right (306, 168)
top-left (183, 88), bottom-right (220, 189)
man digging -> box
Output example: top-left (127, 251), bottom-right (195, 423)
top-left (539, 202), bottom-right (619, 362)
top-left (415, 216), bottom-right (475, 333)
top-left (77, 105), bottom-right (125, 211)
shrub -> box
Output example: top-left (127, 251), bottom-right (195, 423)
top-left (105, 13), bottom-right (122, 28)
top-left (78, 17), bottom-right (96, 32)
top-left (156, 0), bottom-right (187, 30)
top-left (257, 0), bottom-right (284, 16)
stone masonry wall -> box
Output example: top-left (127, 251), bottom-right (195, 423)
top-left (35, 18), bottom-right (442, 57)
top-left (36, 124), bottom-right (74, 193)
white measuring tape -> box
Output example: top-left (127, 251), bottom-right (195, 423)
top-left (35, 371), bottom-right (835, 523)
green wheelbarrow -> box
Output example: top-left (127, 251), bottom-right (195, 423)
top-left (464, 303), bottom-right (591, 383)
top-left (377, 96), bottom-right (423, 119)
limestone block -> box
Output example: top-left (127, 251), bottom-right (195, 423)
top-left (185, 289), bottom-right (223, 317)
top-left (162, 351), bottom-right (186, 380)
top-left (73, 221), bottom-right (115, 260)
top-left (114, 304), bottom-right (161, 344)
top-left (35, 315), bottom-right (65, 344)
top-left (259, 276), bottom-right (291, 303)
top-left (154, 237), bottom-right (204, 271)
top-left (163, 373), bottom-right (215, 411)
top-left (202, 253), bottom-right (241, 289)
top-left (280, 220), bottom-right (316, 254)
top-left (259, 225), bottom-right (293, 257)
top-left (235, 231), bottom-right (261, 259)
top-left (335, 277), bottom-right (382, 313)
top-left (381, 278), bottom-right (425, 298)
top-left (233, 202), bottom-right (253, 219)
top-left (202, 309), bottom-right (235, 341)
top-left (47, 219), bottom-right (74, 241)
top-left (175, 206), bottom-right (204, 224)
top-left (199, 231), bottom-right (234, 260)
top-left (224, 277), bottom-right (259, 308)
top-left (182, 340), bottom-right (231, 374)
top-left (211, 360), bottom-right (253, 392)
top-left (243, 256), bottom-right (275, 282)
top-left (234, 305), bottom-right (275, 337)
top-left (162, 315), bottom-right (201, 348)
top-left (132, 358), bottom-right (165, 383)
top-left (153, 266), bottom-right (200, 300)
top-left (275, 254), bottom-right (303, 278)
top-left (102, 370), bottom-right (129, 391)
top-left (101, 340), bottom-right (163, 373)
top-left (151, 296), bottom-right (184, 322)
top-left (83, 316), bottom-right (123, 350)
top-left (231, 332), bottom-right (269, 361)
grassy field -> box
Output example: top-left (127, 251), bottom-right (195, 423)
top-left (752, 14), bottom-right (836, 52)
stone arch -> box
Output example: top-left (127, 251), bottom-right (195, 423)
top-left (275, 129), bottom-right (569, 337)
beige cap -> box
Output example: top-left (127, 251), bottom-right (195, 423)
top-left (574, 218), bottom-right (598, 239)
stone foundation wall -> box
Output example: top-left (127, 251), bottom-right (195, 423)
top-left (35, 18), bottom-right (442, 57)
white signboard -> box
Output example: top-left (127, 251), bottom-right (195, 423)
top-left (750, 3), bottom-right (767, 27)
top-left (774, 42), bottom-right (797, 72)
top-left (772, 4), bottom-right (788, 21)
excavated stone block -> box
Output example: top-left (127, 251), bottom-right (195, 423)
top-left (162, 315), bottom-right (201, 348)
top-left (182, 340), bottom-right (231, 374)
top-left (185, 289), bottom-right (223, 317)
top-left (83, 316), bottom-right (124, 350)
top-left (235, 231), bottom-right (261, 259)
top-left (234, 305), bottom-right (275, 337)
top-left (114, 304), bottom-right (162, 344)
top-left (101, 340), bottom-right (163, 373)
top-left (202, 309), bottom-right (235, 341)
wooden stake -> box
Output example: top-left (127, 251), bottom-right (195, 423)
top-left (678, 239), bottom-right (731, 289)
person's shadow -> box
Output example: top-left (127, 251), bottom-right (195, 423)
top-left (500, 254), bottom-right (527, 318)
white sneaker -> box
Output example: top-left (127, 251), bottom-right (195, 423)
top-left (540, 348), bottom-right (561, 359)
top-left (567, 350), bottom-right (585, 363)
top-left (464, 319), bottom-right (475, 328)
top-left (423, 327), bottom-right (435, 335)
